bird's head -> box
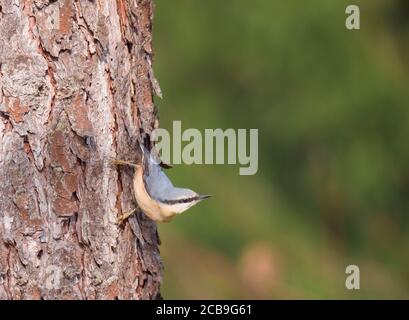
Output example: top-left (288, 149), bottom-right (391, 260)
top-left (160, 189), bottom-right (211, 214)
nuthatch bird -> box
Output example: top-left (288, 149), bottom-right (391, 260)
top-left (111, 144), bottom-right (211, 224)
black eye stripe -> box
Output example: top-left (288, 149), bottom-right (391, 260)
top-left (160, 196), bottom-right (199, 205)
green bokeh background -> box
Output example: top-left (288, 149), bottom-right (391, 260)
top-left (152, 0), bottom-right (409, 299)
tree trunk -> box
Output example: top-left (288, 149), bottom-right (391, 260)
top-left (0, 0), bottom-right (162, 299)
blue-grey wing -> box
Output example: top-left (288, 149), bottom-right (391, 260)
top-left (144, 153), bottom-right (197, 201)
top-left (144, 157), bottom-right (174, 199)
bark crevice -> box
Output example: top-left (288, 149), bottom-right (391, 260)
top-left (0, 0), bottom-right (162, 299)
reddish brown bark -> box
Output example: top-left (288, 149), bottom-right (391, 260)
top-left (0, 0), bottom-right (162, 299)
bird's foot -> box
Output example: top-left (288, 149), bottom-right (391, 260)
top-left (116, 208), bottom-right (137, 225)
top-left (109, 158), bottom-right (139, 168)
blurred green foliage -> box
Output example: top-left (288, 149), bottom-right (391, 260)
top-left (153, 0), bottom-right (409, 298)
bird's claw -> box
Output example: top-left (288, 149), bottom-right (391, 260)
top-left (116, 208), bottom-right (137, 225)
top-left (109, 158), bottom-right (139, 168)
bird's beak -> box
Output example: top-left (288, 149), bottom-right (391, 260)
top-left (198, 195), bottom-right (212, 200)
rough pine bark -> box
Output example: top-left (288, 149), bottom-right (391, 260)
top-left (0, 0), bottom-right (162, 299)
